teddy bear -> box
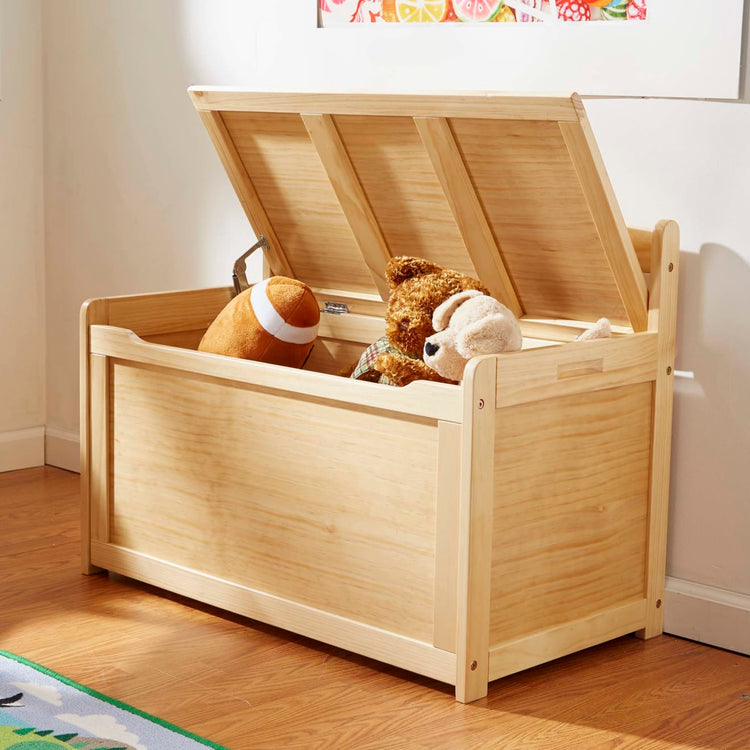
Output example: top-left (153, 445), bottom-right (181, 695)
top-left (422, 290), bottom-right (523, 382)
top-left (423, 293), bottom-right (612, 381)
top-left (351, 256), bottom-right (488, 387)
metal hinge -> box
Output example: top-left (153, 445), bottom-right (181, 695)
top-left (323, 302), bottom-right (349, 315)
top-left (232, 235), bottom-right (269, 296)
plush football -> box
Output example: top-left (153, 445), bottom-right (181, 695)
top-left (198, 276), bottom-right (320, 368)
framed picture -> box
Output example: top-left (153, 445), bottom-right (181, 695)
top-left (319, 0), bottom-right (648, 25)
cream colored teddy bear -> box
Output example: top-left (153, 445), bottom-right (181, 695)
top-left (423, 289), bottom-right (612, 382)
top-left (422, 290), bottom-right (522, 382)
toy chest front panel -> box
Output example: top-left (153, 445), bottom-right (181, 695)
top-left (82, 91), bottom-right (678, 700)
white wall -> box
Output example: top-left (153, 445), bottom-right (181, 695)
top-left (0, 0), bottom-right (46, 471)
top-left (39, 1), bottom-right (750, 651)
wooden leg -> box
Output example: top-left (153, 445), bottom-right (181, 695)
top-left (455, 357), bottom-right (496, 703)
top-left (637, 220), bottom-right (680, 639)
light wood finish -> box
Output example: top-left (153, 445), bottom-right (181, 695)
top-left (520, 316), bottom-right (633, 343)
top-left (197, 111), bottom-right (294, 278)
top-left (490, 383), bottom-right (652, 645)
top-left (449, 116), bottom-right (632, 325)
top-left (414, 116), bottom-right (522, 317)
top-left (107, 361), bottom-right (440, 642)
top-left (89, 355), bottom-right (110, 545)
top-left (141, 329), bottom-right (206, 349)
top-left (559, 116), bottom-right (648, 331)
top-left (189, 88), bottom-right (584, 121)
top-left (332, 114), bottom-right (473, 278)
top-left (639, 219), bottom-right (681, 638)
top-left (433, 421), bottom-right (462, 654)
top-left (79, 298), bottom-right (108, 574)
top-left (89, 326), bottom-right (463, 423)
top-left (302, 113), bottom-right (392, 299)
top-left (193, 92), bottom-right (649, 327)
top-left (91, 542), bottom-right (455, 685)
top-left (489, 599), bottom-right (648, 679)
top-left (629, 226), bottom-right (653, 274)
top-left (316, 311), bottom-right (385, 345)
top-left (494, 332), bottom-right (658, 407)
top-left (221, 111), bottom-right (379, 295)
top-left (9, 467), bottom-right (749, 750)
top-left (454, 357), bottom-right (497, 703)
top-left (302, 338), bottom-right (369, 377)
top-left (103, 287), bottom-right (231, 337)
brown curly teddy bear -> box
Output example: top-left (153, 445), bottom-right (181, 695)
top-left (351, 256), bottom-right (488, 386)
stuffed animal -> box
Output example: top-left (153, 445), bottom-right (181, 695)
top-left (351, 256), bottom-right (488, 386)
top-left (575, 317), bottom-right (612, 341)
top-left (199, 276), bottom-right (320, 368)
top-left (423, 290), bottom-right (523, 382)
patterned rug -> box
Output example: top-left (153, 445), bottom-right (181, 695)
top-left (0, 651), bottom-right (226, 750)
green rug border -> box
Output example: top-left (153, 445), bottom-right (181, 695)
top-left (0, 650), bottom-right (228, 750)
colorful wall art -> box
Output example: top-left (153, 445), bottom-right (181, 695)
top-left (319, 0), bottom-right (647, 25)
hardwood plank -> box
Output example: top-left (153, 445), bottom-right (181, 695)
top-left (197, 110), bottom-right (294, 278)
top-left (491, 384), bottom-right (652, 645)
top-left (89, 325), bottom-right (463, 423)
top-left (414, 116), bottom-right (522, 317)
top-left (495, 333), bottom-right (658, 407)
top-left (3, 467), bottom-right (750, 750)
top-left (190, 89), bottom-right (582, 121)
top-left (302, 113), bottom-right (392, 299)
top-left (455, 357), bottom-right (497, 703)
top-left (559, 117), bottom-right (648, 332)
top-left (639, 219), bottom-right (680, 638)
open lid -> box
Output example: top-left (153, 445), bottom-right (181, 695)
top-left (190, 89), bottom-right (647, 331)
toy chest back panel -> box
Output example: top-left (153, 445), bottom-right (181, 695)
top-left (80, 91), bottom-right (678, 703)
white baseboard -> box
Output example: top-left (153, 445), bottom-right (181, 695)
top-left (664, 576), bottom-right (750, 656)
top-left (45, 426), bottom-right (80, 473)
top-left (0, 426), bottom-right (45, 472)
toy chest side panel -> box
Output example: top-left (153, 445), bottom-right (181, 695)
top-left (487, 335), bottom-right (659, 679)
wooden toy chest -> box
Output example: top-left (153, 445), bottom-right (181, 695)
top-left (80, 90), bottom-right (679, 703)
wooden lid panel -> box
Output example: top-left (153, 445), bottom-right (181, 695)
top-left (332, 115), bottom-right (477, 280)
top-left (450, 117), bottom-right (630, 325)
top-left (222, 111), bottom-right (380, 297)
top-left (195, 92), bottom-right (647, 329)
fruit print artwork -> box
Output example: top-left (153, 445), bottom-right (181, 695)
top-left (319, 0), bottom-right (648, 24)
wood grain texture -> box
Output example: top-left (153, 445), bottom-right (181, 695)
top-left (91, 542), bottom-right (455, 685)
top-left (559, 117), bottom-right (648, 331)
top-left (301, 113), bottom-right (392, 299)
top-left (455, 357), bottom-right (497, 703)
top-left (197, 111), bottom-right (294, 278)
top-left (79, 298), bottom-right (108, 574)
top-left (490, 383), bottom-right (652, 645)
top-left (332, 114), bottom-right (474, 278)
top-left (189, 88), bottom-right (582, 121)
top-left (490, 599), bottom-right (647, 680)
top-left (450, 117), bottom-right (632, 325)
top-left (90, 326), bottom-right (463, 423)
top-left (414, 116), bottom-right (522, 317)
top-left (494, 333), bottom-right (658, 407)
top-left (638, 220), bottom-right (680, 638)
top-left (104, 286), bottom-right (232, 337)
top-left (5, 467), bottom-right (750, 750)
top-left (221, 111), bottom-right (378, 295)
top-left (109, 361), bottom-right (440, 642)
top-left (433, 421), bottom-right (462, 654)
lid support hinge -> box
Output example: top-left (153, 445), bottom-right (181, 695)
top-left (232, 235), bottom-right (270, 296)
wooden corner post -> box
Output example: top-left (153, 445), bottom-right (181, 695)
top-left (638, 219), bottom-right (680, 638)
top-left (79, 299), bottom-right (108, 575)
top-left (455, 356), bottom-right (497, 703)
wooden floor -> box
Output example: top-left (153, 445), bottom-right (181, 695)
top-left (2, 466), bottom-right (749, 749)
